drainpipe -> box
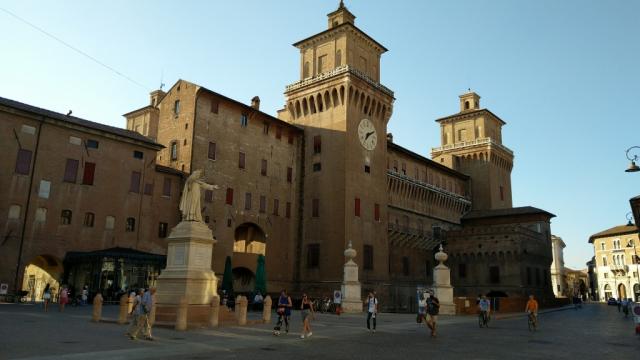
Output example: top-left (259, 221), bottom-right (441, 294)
top-left (13, 118), bottom-right (44, 293)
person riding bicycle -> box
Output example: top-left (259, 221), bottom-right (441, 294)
top-left (525, 294), bottom-right (539, 325)
top-left (478, 295), bottom-right (491, 326)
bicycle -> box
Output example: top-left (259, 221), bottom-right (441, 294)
top-left (478, 311), bottom-right (489, 328)
top-left (527, 312), bottom-right (537, 332)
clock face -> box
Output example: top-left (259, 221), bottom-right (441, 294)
top-left (358, 118), bottom-right (377, 151)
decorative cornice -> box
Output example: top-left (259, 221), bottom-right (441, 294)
top-left (285, 65), bottom-right (394, 97)
top-left (431, 137), bottom-right (514, 156)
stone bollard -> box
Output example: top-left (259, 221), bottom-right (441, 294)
top-left (237, 296), bottom-right (248, 326)
top-left (262, 296), bottom-right (272, 323)
top-left (117, 294), bottom-right (129, 324)
top-left (209, 295), bottom-right (220, 328)
top-left (127, 293), bottom-right (135, 314)
top-left (149, 293), bottom-right (157, 326)
top-left (175, 296), bottom-right (188, 331)
top-left (91, 293), bottom-right (104, 322)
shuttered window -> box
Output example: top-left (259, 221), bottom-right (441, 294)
top-left (63, 159), bottom-right (79, 183)
top-left (15, 149), bottom-right (32, 175)
top-left (82, 162), bottom-right (96, 185)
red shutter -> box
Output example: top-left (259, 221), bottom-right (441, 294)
top-left (15, 149), bottom-right (32, 175)
top-left (287, 167), bottom-right (292, 183)
top-left (374, 203), bottom-right (380, 221)
top-left (82, 162), bottom-right (96, 185)
top-left (355, 198), bottom-right (361, 217)
top-left (226, 188), bottom-right (234, 205)
top-left (261, 159), bottom-right (267, 176)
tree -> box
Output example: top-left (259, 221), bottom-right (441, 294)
top-left (255, 254), bottom-right (267, 295)
top-left (222, 256), bottom-right (233, 294)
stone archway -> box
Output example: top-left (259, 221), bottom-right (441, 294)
top-left (22, 254), bottom-right (63, 302)
top-left (618, 283), bottom-right (627, 299)
top-left (232, 267), bottom-right (255, 293)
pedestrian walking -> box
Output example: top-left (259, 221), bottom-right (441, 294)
top-left (141, 288), bottom-right (156, 340)
top-left (425, 291), bottom-right (440, 337)
top-left (365, 291), bottom-right (378, 333)
top-left (622, 298), bottom-right (630, 318)
top-left (617, 297), bottom-right (622, 312)
top-left (273, 289), bottom-right (292, 335)
top-left (58, 285), bottom-right (69, 312)
top-left (81, 285), bottom-right (88, 306)
top-left (129, 288), bottom-right (152, 340)
top-left (253, 291), bottom-right (264, 312)
top-left (300, 293), bottom-right (315, 339)
top-left (42, 283), bottom-right (51, 312)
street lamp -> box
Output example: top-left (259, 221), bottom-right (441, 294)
top-left (625, 146), bottom-right (640, 173)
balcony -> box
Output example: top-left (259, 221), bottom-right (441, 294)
top-left (285, 65), bottom-right (394, 97)
top-left (431, 137), bottom-right (513, 156)
top-left (387, 223), bottom-right (440, 251)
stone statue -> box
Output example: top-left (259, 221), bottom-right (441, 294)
top-left (179, 169), bottom-right (219, 222)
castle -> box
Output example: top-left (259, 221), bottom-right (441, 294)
top-left (0, 2), bottom-right (554, 310)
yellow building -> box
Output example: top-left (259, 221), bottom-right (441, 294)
top-left (589, 224), bottom-right (640, 301)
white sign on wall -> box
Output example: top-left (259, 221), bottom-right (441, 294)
top-left (0, 283), bottom-right (8, 295)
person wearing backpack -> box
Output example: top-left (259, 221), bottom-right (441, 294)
top-left (425, 291), bottom-right (440, 337)
top-left (364, 291), bottom-right (378, 333)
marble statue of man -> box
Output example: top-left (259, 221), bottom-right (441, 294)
top-left (179, 169), bottom-right (219, 222)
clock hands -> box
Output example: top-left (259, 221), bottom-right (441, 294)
top-left (365, 131), bottom-right (375, 140)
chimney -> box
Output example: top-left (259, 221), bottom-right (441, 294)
top-left (251, 96), bottom-right (261, 110)
top-left (387, 133), bottom-right (393, 143)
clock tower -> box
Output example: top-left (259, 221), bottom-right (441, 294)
top-left (279, 1), bottom-right (395, 292)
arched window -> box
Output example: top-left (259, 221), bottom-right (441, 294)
top-left (303, 61), bottom-right (310, 78)
top-left (335, 49), bottom-right (342, 67)
top-left (83, 212), bottom-right (95, 227)
top-left (465, 101), bottom-right (470, 110)
top-left (126, 217), bottom-right (136, 232)
top-left (60, 210), bottom-right (72, 225)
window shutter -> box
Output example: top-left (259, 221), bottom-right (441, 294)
top-left (82, 162), bottom-right (96, 185)
top-left (63, 159), bottom-right (79, 183)
top-left (15, 149), bottom-right (32, 175)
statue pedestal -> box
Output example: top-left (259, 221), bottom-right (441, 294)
top-left (341, 243), bottom-right (362, 313)
top-left (155, 221), bottom-right (218, 327)
top-left (432, 245), bottom-right (455, 315)
top-left (433, 264), bottom-right (455, 315)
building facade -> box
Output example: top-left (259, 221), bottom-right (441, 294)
top-left (0, 97), bottom-right (182, 301)
top-left (1, 2), bottom-right (557, 309)
top-left (550, 235), bottom-right (567, 297)
top-left (589, 224), bottom-right (640, 301)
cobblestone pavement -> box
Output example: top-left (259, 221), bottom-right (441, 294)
top-left (0, 302), bottom-right (638, 360)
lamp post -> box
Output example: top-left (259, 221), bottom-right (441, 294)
top-left (625, 146), bottom-right (640, 173)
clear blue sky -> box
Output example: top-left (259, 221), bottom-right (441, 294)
top-left (1, 0), bottom-right (639, 269)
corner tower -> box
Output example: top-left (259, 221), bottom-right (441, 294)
top-left (279, 2), bottom-right (395, 292)
top-left (431, 91), bottom-right (513, 210)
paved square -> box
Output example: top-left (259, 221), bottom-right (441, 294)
top-left (1, 303), bottom-right (638, 359)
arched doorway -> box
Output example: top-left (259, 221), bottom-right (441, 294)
top-left (604, 284), bottom-right (612, 300)
top-left (22, 255), bottom-right (63, 302)
top-left (618, 283), bottom-right (627, 299)
top-left (232, 267), bottom-right (255, 293)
